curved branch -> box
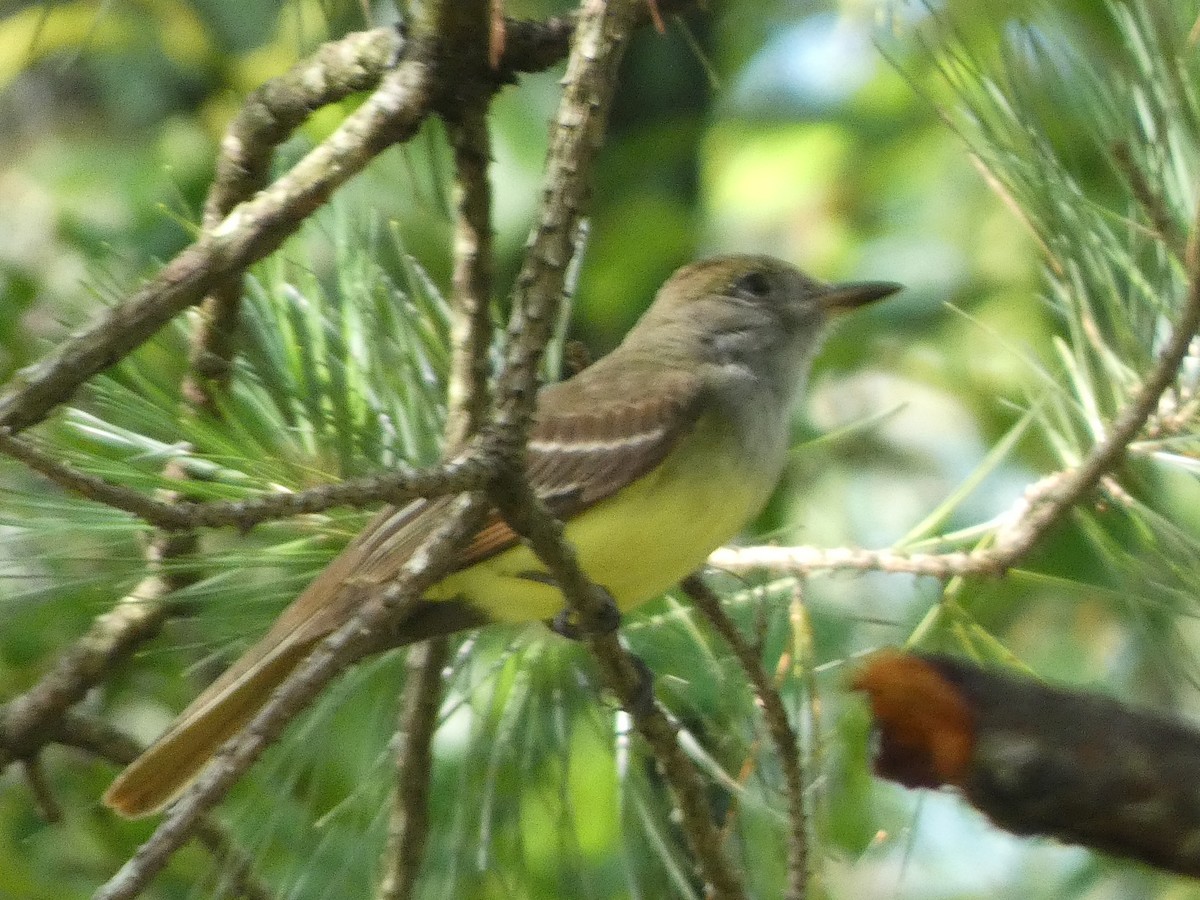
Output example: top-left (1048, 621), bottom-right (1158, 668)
top-left (49, 712), bottom-right (277, 900)
top-left (477, 0), bottom-right (746, 894)
top-left (0, 428), bottom-right (486, 530)
top-left (377, 638), bottom-right (450, 900)
top-left (0, 11), bottom-right (602, 433)
top-left (0, 57), bottom-right (435, 433)
top-left (682, 576), bottom-right (810, 899)
top-left (0, 553), bottom-right (190, 770)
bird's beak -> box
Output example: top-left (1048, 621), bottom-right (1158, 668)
top-left (820, 280), bottom-right (903, 315)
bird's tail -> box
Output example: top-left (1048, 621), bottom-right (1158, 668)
top-left (104, 499), bottom-right (490, 818)
top-left (102, 595), bottom-right (486, 817)
top-left (102, 638), bottom-right (317, 818)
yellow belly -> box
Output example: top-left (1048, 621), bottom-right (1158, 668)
top-left (425, 426), bottom-right (776, 622)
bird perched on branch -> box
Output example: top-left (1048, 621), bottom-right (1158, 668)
top-left (104, 253), bottom-right (899, 817)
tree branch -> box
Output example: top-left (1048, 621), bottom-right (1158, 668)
top-left (0, 428), bottom-right (488, 530)
top-left (186, 28), bottom-right (413, 416)
top-left (682, 576), bottom-right (810, 900)
top-left (492, 475), bottom-right (747, 900)
top-left (474, 1), bottom-right (746, 895)
top-left (377, 638), bottom-right (450, 900)
top-left (0, 56), bottom-right (434, 433)
top-left (0, 8), bottom-right (638, 434)
top-left (0, 549), bottom-right (191, 771)
top-left (377, 3), bottom-right (497, 892)
top-left (48, 712), bottom-right (276, 900)
top-left (443, 103), bottom-right (496, 448)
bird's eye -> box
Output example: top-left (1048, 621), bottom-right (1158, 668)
top-left (730, 271), bottom-right (771, 299)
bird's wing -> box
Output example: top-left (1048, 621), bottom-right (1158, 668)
top-left (456, 364), bottom-right (707, 566)
top-left (233, 362), bottom-right (707, 650)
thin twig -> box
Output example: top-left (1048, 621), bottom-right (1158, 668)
top-left (0, 554), bottom-right (190, 770)
top-left (377, 638), bottom-right (450, 900)
top-left (1110, 140), bottom-right (1188, 265)
top-left (22, 757), bottom-right (62, 823)
top-left (0, 428), bottom-right (199, 527)
top-left (187, 28), bottom-right (412, 416)
top-left (709, 544), bottom-right (999, 579)
top-left (490, 0), bottom-right (637, 437)
top-left (989, 202), bottom-right (1200, 562)
top-left (444, 103), bottom-right (496, 448)
top-left (193, 820), bottom-right (276, 900)
top-left (478, 0), bottom-right (745, 895)
top-left (0, 427), bottom-right (486, 530)
top-left (0, 12), bottom-right (606, 433)
top-left (0, 57), bottom-right (435, 433)
top-left (682, 576), bottom-right (809, 900)
top-left (379, 4), bottom-right (497, 891)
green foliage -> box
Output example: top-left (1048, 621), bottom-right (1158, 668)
top-left (6, 1), bottom-right (1200, 898)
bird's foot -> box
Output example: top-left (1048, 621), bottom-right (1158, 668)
top-left (550, 584), bottom-right (621, 640)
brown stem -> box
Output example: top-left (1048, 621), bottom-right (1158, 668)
top-left (378, 4), bottom-right (497, 892)
top-left (377, 638), bottom-right (450, 900)
top-left (0, 57), bottom-right (434, 433)
top-left (0, 12), bottom-right (604, 433)
top-left (444, 104), bottom-right (496, 448)
top-left (0, 428), bottom-right (487, 530)
top-left (682, 576), bottom-right (809, 899)
top-left (478, 0), bottom-right (745, 894)
top-left (45, 711), bottom-right (277, 900)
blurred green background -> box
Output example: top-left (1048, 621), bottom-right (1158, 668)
top-left (4, 0), bottom-right (1199, 898)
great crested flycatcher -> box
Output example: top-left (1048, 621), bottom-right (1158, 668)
top-left (104, 254), bottom-right (899, 817)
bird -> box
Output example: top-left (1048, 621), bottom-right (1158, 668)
top-left (103, 253), bottom-right (899, 817)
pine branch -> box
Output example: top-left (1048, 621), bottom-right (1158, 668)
top-left (473, 0), bottom-right (745, 893)
top-left (0, 427), bottom-right (487, 530)
top-left (185, 28), bottom-right (411, 416)
top-left (0, 555), bottom-right (188, 770)
top-left (0, 59), bottom-right (434, 432)
top-left (444, 104), bottom-right (495, 447)
top-left (682, 576), bottom-right (811, 900)
top-left (0, 11), bottom-right (606, 433)
top-left (377, 638), bottom-right (450, 900)
top-left (91, 1), bottom-right (703, 895)
top-left (378, 5), bottom-right (496, 893)
top-left (49, 712), bottom-right (276, 900)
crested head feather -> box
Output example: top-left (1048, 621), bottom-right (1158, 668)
top-left (624, 255), bottom-right (900, 403)
top-left (651, 254), bottom-right (825, 309)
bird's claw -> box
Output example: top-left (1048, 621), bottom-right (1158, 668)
top-left (551, 585), bottom-right (621, 640)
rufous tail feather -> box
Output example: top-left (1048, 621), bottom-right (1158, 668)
top-left (102, 641), bottom-right (314, 818)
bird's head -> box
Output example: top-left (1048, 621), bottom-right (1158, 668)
top-left (630, 254), bottom-right (901, 391)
